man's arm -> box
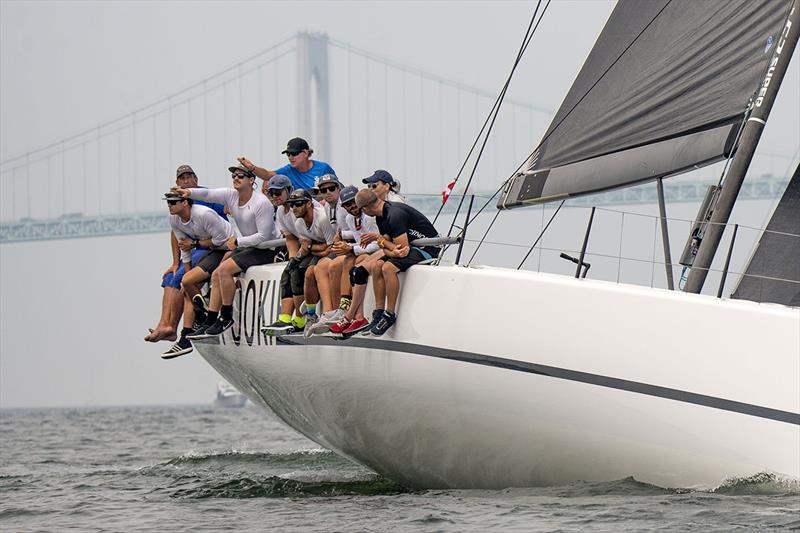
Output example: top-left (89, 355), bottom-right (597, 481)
top-left (381, 233), bottom-right (410, 258)
top-left (238, 156), bottom-right (276, 181)
top-left (164, 232), bottom-right (181, 275)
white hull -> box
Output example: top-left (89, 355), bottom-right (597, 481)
top-left (194, 263), bottom-right (800, 489)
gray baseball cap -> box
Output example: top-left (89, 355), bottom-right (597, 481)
top-left (268, 174), bottom-right (292, 190)
top-left (339, 185), bottom-right (358, 204)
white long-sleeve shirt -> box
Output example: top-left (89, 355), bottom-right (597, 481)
top-left (189, 188), bottom-right (275, 248)
top-left (170, 204), bottom-right (234, 262)
top-left (341, 211), bottom-right (380, 256)
top-left (294, 204), bottom-right (335, 245)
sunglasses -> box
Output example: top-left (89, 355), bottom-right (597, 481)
top-left (285, 151), bottom-right (302, 157)
top-left (368, 183), bottom-right (380, 189)
top-left (267, 189), bottom-right (285, 197)
top-left (167, 200), bottom-right (182, 206)
top-left (319, 185), bottom-right (339, 194)
top-left (288, 200), bottom-right (308, 207)
top-left (342, 200), bottom-right (357, 209)
top-left (232, 173), bottom-right (250, 180)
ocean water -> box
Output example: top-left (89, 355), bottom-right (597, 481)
top-left (1, 405), bottom-right (798, 532)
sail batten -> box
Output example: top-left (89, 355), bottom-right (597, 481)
top-left (500, 0), bottom-right (793, 209)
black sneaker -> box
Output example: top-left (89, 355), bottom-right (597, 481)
top-left (262, 320), bottom-right (297, 336)
top-left (186, 323), bottom-right (212, 340)
top-left (204, 316), bottom-right (234, 336)
top-left (369, 311), bottom-right (397, 337)
top-left (192, 294), bottom-right (208, 312)
top-left (162, 337), bottom-right (193, 359)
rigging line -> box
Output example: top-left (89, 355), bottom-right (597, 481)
top-left (519, 0), bottom-right (674, 173)
top-left (517, 200), bottom-right (565, 269)
top-left (433, 0), bottom-right (546, 225)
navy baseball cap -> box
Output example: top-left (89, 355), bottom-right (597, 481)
top-left (362, 169), bottom-right (394, 184)
top-left (339, 186), bottom-right (358, 205)
top-left (268, 175), bottom-right (292, 190)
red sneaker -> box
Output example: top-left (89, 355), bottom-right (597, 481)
top-left (342, 318), bottom-right (370, 335)
top-left (329, 319), bottom-right (352, 334)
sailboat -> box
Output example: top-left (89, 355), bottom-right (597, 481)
top-left (191, 0), bottom-right (799, 489)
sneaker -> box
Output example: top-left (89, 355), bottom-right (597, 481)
top-left (205, 316), bottom-right (234, 336)
top-left (161, 338), bottom-right (193, 359)
top-left (306, 310), bottom-right (345, 336)
top-left (369, 311), bottom-right (397, 337)
top-left (186, 323), bottom-right (212, 340)
top-left (262, 320), bottom-right (297, 336)
top-left (302, 314), bottom-right (320, 338)
top-left (329, 319), bottom-right (353, 334)
top-left (192, 293), bottom-right (206, 310)
top-left (342, 318), bottom-right (370, 335)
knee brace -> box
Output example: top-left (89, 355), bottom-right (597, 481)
top-left (280, 266), bottom-right (293, 299)
top-left (290, 266), bottom-right (306, 296)
top-left (349, 265), bottom-right (369, 286)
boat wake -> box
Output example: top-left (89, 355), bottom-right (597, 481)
top-left (138, 448), bottom-right (411, 499)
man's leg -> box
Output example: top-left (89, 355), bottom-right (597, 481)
top-left (368, 258), bottom-right (386, 311)
top-left (147, 287), bottom-right (182, 342)
top-left (314, 258), bottom-right (334, 313)
top-left (332, 255), bottom-right (352, 311)
top-left (382, 261), bottom-right (402, 313)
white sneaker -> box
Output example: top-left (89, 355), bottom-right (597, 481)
top-left (303, 313), bottom-right (320, 338)
top-left (305, 310), bottom-right (340, 337)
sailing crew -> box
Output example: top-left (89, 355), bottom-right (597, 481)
top-left (356, 188), bottom-right (440, 336)
top-left (362, 169), bottom-right (406, 203)
top-left (174, 165), bottom-right (277, 338)
top-left (325, 186), bottom-right (381, 336)
top-left (237, 137), bottom-right (335, 191)
top-left (146, 165), bottom-right (227, 344)
top-left (160, 192), bottom-right (234, 359)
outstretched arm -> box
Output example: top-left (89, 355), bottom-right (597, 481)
top-left (238, 156), bottom-right (276, 181)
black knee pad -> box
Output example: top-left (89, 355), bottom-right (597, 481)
top-left (290, 266), bottom-right (306, 296)
top-left (349, 265), bottom-right (369, 285)
top-left (280, 266), bottom-right (293, 299)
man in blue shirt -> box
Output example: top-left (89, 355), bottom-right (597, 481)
top-left (237, 137), bottom-right (335, 190)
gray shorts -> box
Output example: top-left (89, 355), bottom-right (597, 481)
top-left (230, 246), bottom-right (277, 272)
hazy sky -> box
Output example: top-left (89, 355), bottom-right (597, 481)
top-left (1, 1), bottom-right (798, 408)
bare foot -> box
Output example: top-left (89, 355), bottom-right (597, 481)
top-left (149, 327), bottom-right (177, 342)
top-left (144, 328), bottom-right (156, 342)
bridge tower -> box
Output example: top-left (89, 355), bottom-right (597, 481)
top-left (296, 32), bottom-right (331, 159)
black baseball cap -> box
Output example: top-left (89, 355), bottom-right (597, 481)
top-left (362, 169), bottom-right (395, 185)
top-left (287, 188), bottom-right (313, 204)
top-left (282, 137), bottom-right (310, 154)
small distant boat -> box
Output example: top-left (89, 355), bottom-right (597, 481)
top-left (214, 381), bottom-right (248, 408)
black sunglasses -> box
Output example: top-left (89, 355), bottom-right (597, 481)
top-left (342, 200), bottom-right (357, 209)
top-left (267, 189), bottom-right (285, 197)
top-left (167, 200), bottom-right (181, 206)
top-left (288, 200), bottom-right (308, 207)
top-left (232, 173), bottom-right (250, 179)
top-left (285, 151), bottom-right (302, 157)
top-left (319, 185), bottom-right (339, 194)
top-left (368, 183), bottom-right (380, 189)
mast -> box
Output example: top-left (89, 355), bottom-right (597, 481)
top-left (684, 2), bottom-right (799, 294)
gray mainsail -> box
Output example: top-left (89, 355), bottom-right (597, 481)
top-left (732, 164), bottom-right (800, 306)
top-left (499, 0), bottom-right (792, 209)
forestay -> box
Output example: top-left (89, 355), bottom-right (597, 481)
top-left (499, 0), bottom-right (793, 208)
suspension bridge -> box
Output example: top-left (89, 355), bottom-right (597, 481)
top-left (0, 32), bottom-right (794, 243)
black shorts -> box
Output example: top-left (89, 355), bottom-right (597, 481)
top-left (196, 249), bottom-right (228, 273)
top-left (230, 247), bottom-right (277, 272)
top-left (380, 246), bottom-right (438, 272)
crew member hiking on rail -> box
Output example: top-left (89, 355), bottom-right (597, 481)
top-left (159, 192), bottom-right (234, 359)
top-left (146, 165), bottom-right (227, 344)
top-left (174, 165), bottom-right (277, 339)
top-left (356, 188), bottom-right (440, 336)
